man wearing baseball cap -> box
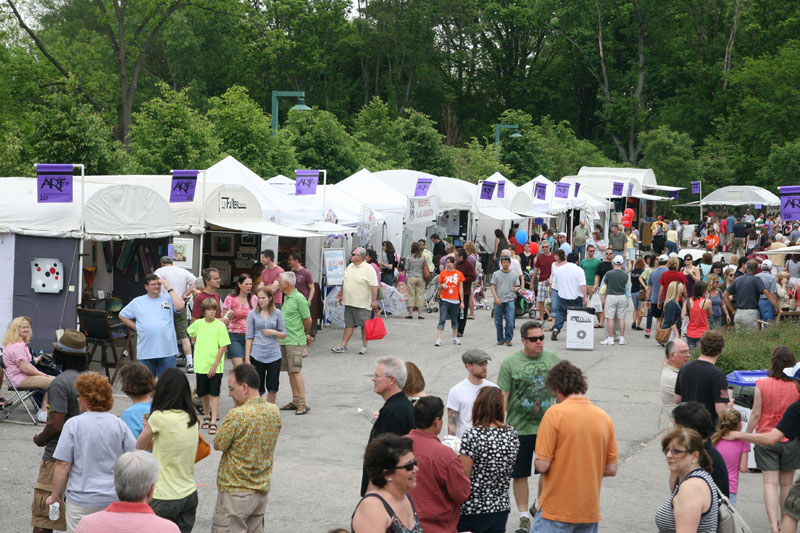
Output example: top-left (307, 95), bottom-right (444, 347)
top-left (446, 349), bottom-right (496, 438)
top-left (755, 259), bottom-right (778, 322)
top-left (31, 330), bottom-right (89, 533)
top-left (725, 361), bottom-right (800, 533)
top-left (600, 255), bottom-right (630, 345)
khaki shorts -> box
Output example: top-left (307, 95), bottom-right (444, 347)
top-left (344, 305), bottom-right (371, 328)
top-left (785, 476), bottom-right (800, 521)
top-left (280, 345), bottom-right (304, 373)
top-left (605, 294), bottom-right (628, 319)
top-left (173, 308), bottom-right (189, 340)
top-left (32, 459), bottom-right (67, 530)
top-left (754, 438), bottom-right (800, 472)
top-left (212, 491), bottom-right (268, 533)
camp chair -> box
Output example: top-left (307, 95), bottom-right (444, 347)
top-left (0, 349), bottom-right (40, 425)
top-left (77, 308), bottom-right (134, 384)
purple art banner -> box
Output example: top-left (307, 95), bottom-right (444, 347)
top-left (554, 182), bottom-right (569, 199)
top-left (480, 181), bottom-right (496, 200)
top-left (497, 182), bottom-right (505, 199)
top-left (627, 182), bottom-right (634, 196)
top-left (669, 190), bottom-right (679, 200)
top-left (36, 164), bottom-right (74, 203)
top-left (534, 182), bottom-right (547, 201)
top-left (780, 186), bottom-right (800, 221)
top-left (414, 177), bottom-right (433, 197)
top-left (574, 182), bottom-right (581, 197)
top-left (170, 170), bottom-right (198, 202)
top-left (691, 181), bottom-right (701, 194)
top-left (295, 169), bottom-right (319, 196)
top-left (534, 218), bottom-right (544, 225)
top-left (755, 204), bottom-right (762, 210)
top-left (612, 182), bottom-right (623, 196)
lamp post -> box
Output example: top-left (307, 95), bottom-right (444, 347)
top-left (494, 124), bottom-right (522, 148)
top-left (271, 91), bottom-right (311, 135)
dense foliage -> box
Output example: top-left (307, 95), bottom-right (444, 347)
top-left (1, 0), bottom-right (799, 186)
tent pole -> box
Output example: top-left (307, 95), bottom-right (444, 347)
top-left (699, 182), bottom-right (704, 223)
top-left (199, 170), bottom-right (206, 272)
top-left (77, 164), bottom-right (85, 310)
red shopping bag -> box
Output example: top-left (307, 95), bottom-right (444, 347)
top-left (364, 316), bottom-right (387, 341)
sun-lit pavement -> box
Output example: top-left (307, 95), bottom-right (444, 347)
top-left (1, 305), bottom-right (768, 532)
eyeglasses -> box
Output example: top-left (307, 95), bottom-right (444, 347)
top-left (373, 373), bottom-right (388, 380)
top-left (523, 335), bottom-right (545, 342)
top-left (395, 459), bottom-right (418, 471)
top-left (662, 448), bottom-right (689, 457)
top-left (227, 383), bottom-right (243, 392)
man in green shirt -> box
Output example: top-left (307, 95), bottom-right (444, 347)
top-left (580, 245), bottom-right (601, 291)
top-left (573, 220), bottom-right (590, 260)
top-left (498, 320), bottom-right (560, 533)
top-left (278, 271), bottom-right (313, 415)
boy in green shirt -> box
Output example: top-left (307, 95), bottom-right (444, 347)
top-left (187, 297), bottom-right (230, 434)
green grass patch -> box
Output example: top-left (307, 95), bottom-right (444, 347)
top-left (709, 321), bottom-right (800, 375)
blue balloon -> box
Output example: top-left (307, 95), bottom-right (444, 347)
top-left (515, 230), bottom-right (528, 245)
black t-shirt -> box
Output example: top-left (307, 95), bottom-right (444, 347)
top-left (733, 223), bottom-right (746, 238)
top-left (675, 360), bottom-right (730, 424)
top-left (725, 274), bottom-right (766, 309)
top-left (595, 261), bottom-right (613, 285)
top-left (631, 268), bottom-right (643, 292)
top-left (361, 391), bottom-right (415, 495)
top-left (776, 400), bottom-right (800, 441)
top-left (705, 441), bottom-right (730, 497)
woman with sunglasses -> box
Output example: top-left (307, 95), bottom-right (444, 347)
top-left (655, 427), bottom-right (718, 532)
top-left (681, 255), bottom-right (700, 297)
top-left (351, 434), bottom-right (423, 533)
top-left (457, 386), bottom-right (520, 533)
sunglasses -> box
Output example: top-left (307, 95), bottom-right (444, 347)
top-left (523, 335), bottom-right (545, 342)
top-left (396, 459), bottom-right (418, 471)
top-left (662, 447), bottom-right (688, 457)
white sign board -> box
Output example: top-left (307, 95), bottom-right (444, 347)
top-left (565, 309), bottom-right (594, 350)
top-left (407, 197), bottom-right (438, 225)
top-left (323, 249), bottom-right (346, 285)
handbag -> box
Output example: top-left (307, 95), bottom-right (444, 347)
top-left (364, 315), bottom-right (387, 341)
top-left (655, 327), bottom-right (671, 344)
top-left (422, 261), bottom-right (431, 283)
top-left (715, 483), bottom-right (752, 532)
top-left (195, 428), bottom-right (211, 463)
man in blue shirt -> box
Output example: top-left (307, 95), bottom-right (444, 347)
top-left (644, 255), bottom-right (668, 339)
top-left (120, 274), bottom-right (185, 377)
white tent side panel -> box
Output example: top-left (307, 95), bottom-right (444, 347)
top-left (0, 177), bottom-right (81, 237)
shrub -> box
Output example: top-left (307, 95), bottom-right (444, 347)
top-left (708, 321), bottom-right (800, 376)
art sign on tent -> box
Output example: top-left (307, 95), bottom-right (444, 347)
top-left (170, 169), bottom-right (198, 202)
top-left (37, 164), bottom-right (74, 203)
top-left (296, 169), bottom-right (320, 196)
top-left (780, 186), bottom-right (800, 221)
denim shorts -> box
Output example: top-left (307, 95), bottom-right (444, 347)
top-left (227, 332), bottom-right (246, 359)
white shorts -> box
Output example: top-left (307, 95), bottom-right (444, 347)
top-left (605, 294), bottom-right (628, 319)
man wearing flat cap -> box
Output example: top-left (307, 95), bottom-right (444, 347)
top-left (446, 349), bottom-right (496, 438)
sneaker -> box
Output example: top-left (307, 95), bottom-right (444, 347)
top-left (434, 340), bottom-right (442, 347)
top-left (497, 341), bottom-right (505, 345)
top-left (452, 338), bottom-right (461, 345)
top-left (331, 345), bottom-right (349, 353)
top-left (516, 516), bottom-right (532, 533)
top-left (185, 364), bottom-right (194, 374)
top-left (551, 329), bottom-right (559, 341)
top-left (37, 409), bottom-right (48, 423)
top-left (358, 346), bottom-right (368, 355)
top-left (618, 337), bottom-right (627, 345)
top-left (505, 340), bottom-right (513, 346)
top-left (600, 338), bottom-right (615, 345)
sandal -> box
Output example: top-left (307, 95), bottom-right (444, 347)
top-left (280, 402), bottom-right (298, 411)
top-left (208, 422), bottom-right (218, 435)
top-left (201, 417), bottom-right (211, 430)
top-left (295, 405), bottom-right (310, 415)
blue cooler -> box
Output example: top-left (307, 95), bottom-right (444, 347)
top-left (726, 370), bottom-right (768, 409)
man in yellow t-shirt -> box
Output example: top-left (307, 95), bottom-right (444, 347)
top-left (331, 247), bottom-right (379, 355)
top-left (533, 361), bottom-right (618, 529)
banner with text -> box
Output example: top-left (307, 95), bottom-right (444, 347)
top-left (534, 182), bottom-right (547, 201)
top-left (497, 182), bottom-right (505, 198)
top-left (170, 169), bottom-right (198, 202)
top-left (627, 182), bottom-right (634, 196)
top-left (414, 177), bottom-right (433, 197)
top-left (574, 182), bottom-right (581, 197)
top-left (612, 182), bottom-right (623, 196)
top-left (554, 182), bottom-right (569, 199)
top-left (407, 196), bottom-right (438, 224)
top-left (691, 181), bottom-right (701, 194)
top-left (480, 181), bottom-right (496, 200)
top-left (295, 169), bottom-right (320, 196)
top-left (36, 164), bottom-right (74, 203)
top-left (669, 190), bottom-right (679, 200)
top-left (779, 186), bottom-right (800, 221)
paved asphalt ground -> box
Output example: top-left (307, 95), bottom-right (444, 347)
top-left (1, 305), bottom-right (771, 532)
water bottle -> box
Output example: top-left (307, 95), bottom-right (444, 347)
top-left (49, 502), bottom-right (60, 521)
top-left (459, 308), bottom-right (465, 320)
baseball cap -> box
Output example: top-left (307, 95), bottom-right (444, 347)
top-left (160, 255), bottom-right (173, 264)
top-left (462, 349), bottom-right (491, 364)
top-left (668, 252), bottom-right (678, 258)
top-left (613, 255), bottom-right (624, 265)
top-left (783, 363), bottom-right (800, 381)
top-left (658, 254), bottom-right (669, 262)
top-left (762, 259), bottom-right (773, 268)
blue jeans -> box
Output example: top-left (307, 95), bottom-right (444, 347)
top-left (438, 300), bottom-right (460, 331)
top-left (532, 510), bottom-right (598, 533)
top-left (555, 296), bottom-right (583, 332)
top-left (140, 355), bottom-right (177, 378)
top-left (494, 300), bottom-right (515, 342)
top-left (550, 289), bottom-right (561, 327)
top-left (686, 336), bottom-right (700, 352)
top-left (759, 299), bottom-right (775, 321)
top-left (574, 245), bottom-right (586, 261)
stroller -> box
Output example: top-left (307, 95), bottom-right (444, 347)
top-left (473, 278), bottom-right (488, 309)
top-left (424, 279), bottom-right (439, 313)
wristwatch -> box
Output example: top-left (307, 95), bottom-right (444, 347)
top-left (167, 288), bottom-right (174, 293)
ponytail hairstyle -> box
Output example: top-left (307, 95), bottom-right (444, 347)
top-left (661, 427), bottom-right (713, 474)
top-left (711, 409), bottom-right (743, 445)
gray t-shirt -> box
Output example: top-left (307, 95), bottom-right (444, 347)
top-left (491, 269), bottom-right (520, 303)
top-left (603, 268), bottom-right (629, 295)
top-left (43, 369), bottom-right (84, 461)
top-left (53, 411), bottom-right (137, 508)
top-left (756, 272), bottom-right (777, 299)
top-left (405, 255), bottom-right (426, 279)
top-left (609, 232), bottom-right (627, 251)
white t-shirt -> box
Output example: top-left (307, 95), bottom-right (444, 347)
top-left (549, 262), bottom-right (564, 291)
top-left (446, 378), bottom-right (497, 438)
top-left (154, 265), bottom-right (197, 295)
top-left (552, 262), bottom-right (587, 300)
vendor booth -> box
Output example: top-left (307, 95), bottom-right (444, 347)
top-left (335, 169), bottom-right (407, 250)
top-left (677, 185), bottom-right (780, 207)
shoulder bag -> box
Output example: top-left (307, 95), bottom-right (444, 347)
top-left (655, 327), bottom-right (671, 345)
top-left (715, 482), bottom-right (752, 532)
top-left (422, 260), bottom-right (431, 283)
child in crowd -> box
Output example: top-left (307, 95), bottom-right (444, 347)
top-left (395, 261), bottom-right (408, 300)
top-left (186, 297), bottom-right (230, 435)
top-left (712, 409), bottom-right (750, 507)
top-left (118, 362), bottom-right (155, 439)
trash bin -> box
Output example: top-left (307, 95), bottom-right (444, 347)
top-left (727, 370), bottom-right (768, 470)
top-left (566, 307), bottom-right (596, 351)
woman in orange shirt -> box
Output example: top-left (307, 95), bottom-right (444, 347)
top-left (435, 256), bottom-right (465, 347)
top-left (705, 228), bottom-right (720, 252)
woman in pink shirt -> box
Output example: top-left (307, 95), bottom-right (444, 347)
top-left (2, 316), bottom-right (53, 421)
top-left (745, 346), bottom-right (800, 533)
top-left (223, 274), bottom-right (258, 368)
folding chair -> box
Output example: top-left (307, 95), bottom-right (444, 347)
top-left (77, 308), bottom-right (134, 385)
top-left (0, 350), bottom-right (40, 425)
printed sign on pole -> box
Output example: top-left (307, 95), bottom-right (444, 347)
top-left (779, 186), bottom-right (800, 221)
top-left (534, 182), bottom-right (547, 201)
top-left (691, 181), bottom-right (701, 194)
top-left (574, 182), bottom-right (581, 197)
top-left (414, 177), bottom-right (433, 197)
top-left (534, 218), bottom-right (544, 225)
top-left (170, 170), bottom-right (198, 202)
top-left (497, 182), bottom-right (505, 198)
top-left (36, 164), bottom-right (74, 203)
top-left (627, 182), bottom-right (634, 196)
top-left (554, 182), bottom-right (569, 199)
top-left (669, 190), bottom-right (679, 200)
top-left (480, 181), bottom-right (496, 200)
top-left (295, 169), bottom-right (319, 196)
top-left (612, 182), bottom-right (623, 196)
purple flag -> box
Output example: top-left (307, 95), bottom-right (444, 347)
top-left (497, 182), bottom-right (505, 198)
top-left (627, 182), bottom-right (634, 196)
top-left (534, 218), bottom-right (544, 225)
top-left (669, 190), bottom-right (679, 200)
top-left (170, 170), bottom-right (198, 202)
top-left (36, 164), bottom-right (74, 203)
top-left (554, 182), bottom-right (569, 199)
top-left (534, 182), bottom-right (547, 201)
top-left (295, 169), bottom-right (319, 196)
top-left (574, 182), bottom-right (581, 197)
top-left (480, 181), bottom-right (496, 200)
top-left (414, 177), bottom-right (433, 197)
top-left (612, 182), bottom-right (623, 196)
top-left (780, 186), bottom-right (800, 221)
top-left (691, 181), bottom-right (701, 194)
top-left (755, 204), bottom-right (762, 210)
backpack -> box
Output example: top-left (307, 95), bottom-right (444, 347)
top-left (715, 483), bottom-right (752, 533)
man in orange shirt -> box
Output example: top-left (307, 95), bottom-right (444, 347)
top-left (705, 227), bottom-right (720, 252)
top-left (533, 361), bottom-right (618, 531)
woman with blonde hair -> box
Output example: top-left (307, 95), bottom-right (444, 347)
top-left (705, 274), bottom-right (729, 328)
top-left (660, 282), bottom-right (684, 343)
top-left (402, 362), bottom-right (426, 404)
top-left (2, 316), bottom-right (53, 421)
top-left (404, 242), bottom-right (427, 319)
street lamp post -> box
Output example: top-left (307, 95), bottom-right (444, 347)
top-left (494, 124), bottom-right (522, 148)
top-left (271, 91), bottom-right (312, 135)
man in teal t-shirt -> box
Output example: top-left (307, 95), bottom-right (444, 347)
top-left (580, 245), bottom-right (601, 288)
top-left (498, 320), bottom-right (560, 533)
top-left (278, 271), bottom-right (312, 415)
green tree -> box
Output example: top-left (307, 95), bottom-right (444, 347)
top-left (129, 84), bottom-right (221, 173)
top-left (757, 140), bottom-right (800, 189)
top-left (447, 138), bottom-right (512, 183)
top-left (638, 126), bottom-right (701, 186)
top-left (352, 97), bottom-right (410, 167)
top-left (400, 110), bottom-right (455, 176)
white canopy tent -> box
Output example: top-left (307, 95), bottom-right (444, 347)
top-left (335, 169), bottom-right (407, 248)
top-left (763, 245), bottom-right (800, 255)
top-left (0, 177), bottom-right (82, 238)
top-left (371, 169), bottom-right (473, 213)
top-left (264, 174), bottom-right (295, 195)
top-left (560, 168), bottom-right (669, 202)
top-left (677, 186), bottom-right (780, 207)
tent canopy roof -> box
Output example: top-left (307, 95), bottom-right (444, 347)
top-left (690, 185), bottom-right (780, 206)
top-left (335, 169), bottom-right (408, 213)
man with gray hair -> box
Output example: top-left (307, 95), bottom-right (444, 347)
top-left (723, 259), bottom-right (779, 330)
top-left (332, 247), bottom-right (379, 354)
top-left (360, 357), bottom-right (415, 495)
top-left (74, 451), bottom-right (179, 532)
top-left (277, 271), bottom-right (313, 415)
top-left (660, 339), bottom-right (690, 416)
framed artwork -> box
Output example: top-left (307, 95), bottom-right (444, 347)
top-left (170, 238), bottom-right (194, 269)
top-left (211, 234), bottom-right (235, 257)
top-left (240, 233), bottom-right (257, 246)
top-left (209, 260), bottom-right (232, 286)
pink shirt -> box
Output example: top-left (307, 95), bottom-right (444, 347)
top-left (260, 265), bottom-right (284, 304)
top-left (756, 377), bottom-right (800, 438)
top-left (2, 341), bottom-right (31, 387)
top-left (223, 294), bottom-right (258, 334)
top-left (714, 439), bottom-right (749, 494)
top-left (75, 501), bottom-right (180, 532)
